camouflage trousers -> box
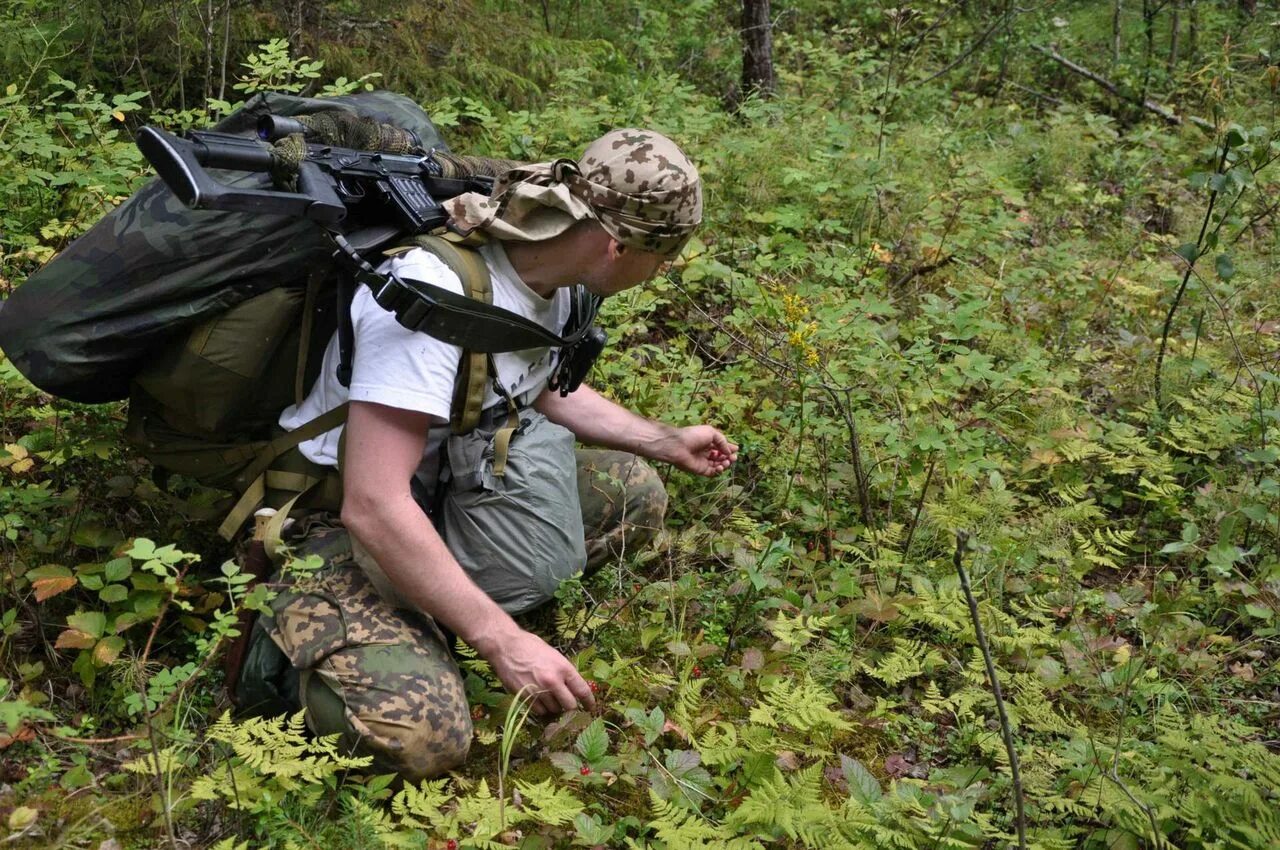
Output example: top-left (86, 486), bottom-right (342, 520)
top-left (236, 449), bottom-right (666, 782)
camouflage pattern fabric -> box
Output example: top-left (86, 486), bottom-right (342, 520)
top-left (0, 91), bottom-right (445, 403)
top-left (253, 521), bottom-right (473, 782)
top-left (577, 449), bottom-right (668, 573)
top-left (238, 451), bottom-right (666, 781)
top-left (447, 128), bottom-right (702, 257)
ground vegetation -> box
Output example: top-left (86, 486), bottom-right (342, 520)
top-left (1, 1), bottom-right (1279, 848)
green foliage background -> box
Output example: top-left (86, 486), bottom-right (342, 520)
top-left (1, 1), bottom-right (1279, 848)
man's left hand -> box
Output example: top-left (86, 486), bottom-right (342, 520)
top-left (650, 425), bottom-right (738, 477)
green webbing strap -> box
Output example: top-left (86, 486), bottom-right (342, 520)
top-left (264, 486), bottom-right (311, 562)
top-left (393, 233), bottom-right (493, 435)
top-left (295, 270), bottom-right (322, 406)
top-left (491, 402), bottom-right (521, 478)
top-left (487, 353), bottom-right (520, 478)
top-left (217, 403), bottom-right (350, 540)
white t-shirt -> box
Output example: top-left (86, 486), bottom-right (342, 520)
top-left (279, 240), bottom-right (572, 468)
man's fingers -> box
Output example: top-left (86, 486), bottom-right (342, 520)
top-left (534, 695), bottom-right (559, 716)
top-left (566, 671), bottom-right (596, 712)
top-left (546, 679), bottom-right (580, 714)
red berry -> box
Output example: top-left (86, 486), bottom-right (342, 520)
top-left (588, 681), bottom-right (599, 693)
top-left (692, 666), bottom-right (703, 677)
top-left (580, 765), bottom-right (591, 775)
top-left (445, 841), bottom-right (458, 850)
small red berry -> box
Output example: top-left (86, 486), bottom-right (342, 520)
top-left (588, 680), bottom-right (600, 693)
top-left (580, 765), bottom-right (591, 775)
top-left (692, 666), bottom-right (703, 677)
top-left (445, 841), bottom-right (458, 850)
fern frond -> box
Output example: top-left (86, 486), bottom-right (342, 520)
top-left (514, 778), bottom-right (584, 826)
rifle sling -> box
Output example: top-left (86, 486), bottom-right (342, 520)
top-left (360, 269), bottom-right (592, 353)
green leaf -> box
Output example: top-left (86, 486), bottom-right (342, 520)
top-left (1175, 242), bottom-right (1200, 264)
top-left (72, 523), bottom-right (122, 550)
top-left (1215, 253), bottom-right (1235, 281)
top-left (575, 718), bottom-right (609, 763)
top-left (573, 812), bottom-right (614, 845)
top-left (99, 584), bottom-right (129, 604)
top-left (66, 611), bottom-right (107, 639)
top-left (1226, 125), bottom-right (1248, 147)
top-left (1244, 603), bottom-right (1274, 620)
top-left (25, 564), bottom-right (71, 580)
top-left (625, 706), bottom-right (666, 746)
top-left (842, 755), bottom-right (882, 804)
top-left (740, 751), bottom-right (778, 788)
top-left (103, 557), bottom-right (132, 582)
top-left (125, 538), bottom-right (157, 560)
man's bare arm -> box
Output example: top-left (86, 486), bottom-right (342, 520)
top-left (535, 384), bottom-right (737, 477)
top-left (340, 400), bottom-right (594, 715)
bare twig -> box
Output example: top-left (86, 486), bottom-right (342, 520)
top-left (1031, 43), bottom-right (1214, 130)
top-left (953, 532), bottom-right (1026, 850)
top-left (918, 14), bottom-right (1009, 84)
top-left (1154, 134), bottom-right (1232, 413)
top-left (891, 454), bottom-right (937, 595)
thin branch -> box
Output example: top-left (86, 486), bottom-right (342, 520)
top-left (918, 13), bottom-right (1007, 84)
top-left (953, 532), bottom-right (1026, 850)
top-left (891, 454), bottom-right (937, 595)
top-left (1031, 43), bottom-right (1214, 130)
top-left (1154, 135), bottom-right (1232, 413)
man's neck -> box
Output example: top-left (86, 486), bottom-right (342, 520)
top-left (502, 231), bottom-right (593, 299)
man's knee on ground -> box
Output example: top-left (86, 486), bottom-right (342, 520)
top-left (620, 457), bottom-right (669, 539)
top-left (303, 642), bottom-right (473, 783)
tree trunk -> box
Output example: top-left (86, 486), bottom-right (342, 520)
top-left (741, 0), bottom-right (776, 98)
top-left (1112, 0), bottom-right (1123, 65)
top-left (202, 0), bottom-right (214, 108)
top-left (219, 0), bottom-right (231, 105)
top-left (1187, 0), bottom-right (1198, 60)
top-left (1168, 3), bottom-right (1180, 71)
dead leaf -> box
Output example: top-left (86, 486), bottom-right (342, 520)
top-left (0, 723), bottom-right (36, 749)
top-left (33, 576), bottom-right (77, 601)
top-left (1229, 662), bottom-right (1255, 682)
top-left (853, 591), bottom-right (899, 623)
top-left (824, 763), bottom-right (848, 793)
top-left (0, 443), bottom-right (33, 474)
top-left (55, 629), bottom-right (97, 650)
top-left (1023, 448), bottom-right (1062, 471)
top-left (884, 753), bottom-right (912, 778)
top-left (662, 719), bottom-right (691, 742)
top-left (775, 750), bottom-right (800, 771)
top-left (741, 648), bottom-right (764, 671)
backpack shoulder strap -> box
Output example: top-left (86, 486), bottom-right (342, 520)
top-left (394, 233), bottom-right (492, 435)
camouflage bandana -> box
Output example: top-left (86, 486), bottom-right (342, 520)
top-left (447, 128), bottom-right (702, 257)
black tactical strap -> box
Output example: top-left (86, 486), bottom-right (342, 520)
top-left (359, 269), bottom-right (594, 352)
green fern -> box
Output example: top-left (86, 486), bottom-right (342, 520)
top-left (390, 777), bottom-right (453, 829)
top-left (514, 778), bottom-right (584, 826)
top-left (748, 677), bottom-right (853, 742)
top-left (858, 638), bottom-right (946, 687)
top-left (190, 711), bottom-right (372, 810)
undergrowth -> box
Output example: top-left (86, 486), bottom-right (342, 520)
top-left (2, 2), bottom-right (1280, 848)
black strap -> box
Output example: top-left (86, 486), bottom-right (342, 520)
top-left (361, 268), bottom-right (598, 353)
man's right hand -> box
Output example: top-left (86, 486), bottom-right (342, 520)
top-left (484, 629), bottom-right (596, 716)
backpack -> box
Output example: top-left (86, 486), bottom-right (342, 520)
top-left (0, 92), bottom-right (505, 540)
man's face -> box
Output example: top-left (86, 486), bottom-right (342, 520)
top-left (583, 244), bottom-right (671, 297)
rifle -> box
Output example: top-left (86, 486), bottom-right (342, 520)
top-left (137, 117), bottom-right (605, 394)
top-left (136, 119), bottom-right (500, 232)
